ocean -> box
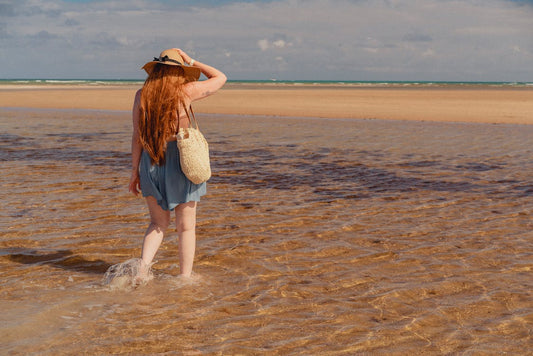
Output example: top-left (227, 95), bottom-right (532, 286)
top-left (1, 78), bottom-right (532, 88)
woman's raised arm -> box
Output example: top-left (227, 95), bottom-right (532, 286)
top-left (175, 48), bottom-right (227, 102)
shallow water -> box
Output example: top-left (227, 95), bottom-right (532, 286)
top-left (1, 108), bottom-right (532, 354)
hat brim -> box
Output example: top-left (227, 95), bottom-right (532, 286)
top-left (142, 61), bottom-right (201, 82)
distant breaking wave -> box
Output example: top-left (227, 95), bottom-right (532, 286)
top-left (0, 78), bottom-right (531, 87)
top-left (0, 79), bottom-right (144, 86)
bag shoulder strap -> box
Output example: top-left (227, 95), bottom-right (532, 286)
top-left (183, 103), bottom-right (199, 130)
top-left (176, 102), bottom-right (199, 135)
top-left (188, 105), bottom-right (199, 130)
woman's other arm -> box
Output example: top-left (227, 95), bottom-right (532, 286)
top-left (129, 89), bottom-right (143, 196)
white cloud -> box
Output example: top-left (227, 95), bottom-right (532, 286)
top-left (272, 39), bottom-right (287, 48)
top-left (257, 38), bottom-right (292, 51)
top-left (258, 39), bottom-right (270, 51)
top-left (0, 0), bottom-right (532, 81)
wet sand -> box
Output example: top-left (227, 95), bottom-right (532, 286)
top-left (1, 104), bottom-right (532, 354)
top-left (1, 83), bottom-right (532, 124)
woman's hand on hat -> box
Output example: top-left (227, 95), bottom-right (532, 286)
top-left (174, 48), bottom-right (193, 65)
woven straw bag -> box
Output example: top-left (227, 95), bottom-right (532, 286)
top-left (176, 106), bottom-right (211, 184)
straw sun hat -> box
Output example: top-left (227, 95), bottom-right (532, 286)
top-left (142, 49), bottom-right (201, 81)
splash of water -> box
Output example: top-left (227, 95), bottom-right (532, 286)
top-left (102, 258), bottom-right (154, 291)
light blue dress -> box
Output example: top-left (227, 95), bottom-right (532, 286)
top-left (139, 142), bottom-right (206, 211)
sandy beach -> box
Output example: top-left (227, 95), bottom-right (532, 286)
top-left (1, 83), bottom-right (532, 124)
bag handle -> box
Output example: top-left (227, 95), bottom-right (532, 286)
top-left (184, 104), bottom-right (199, 130)
top-left (189, 105), bottom-right (200, 130)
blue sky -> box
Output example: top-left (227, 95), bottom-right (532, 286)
top-left (1, 0), bottom-right (532, 81)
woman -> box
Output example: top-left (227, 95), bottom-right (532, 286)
top-left (129, 48), bottom-right (226, 279)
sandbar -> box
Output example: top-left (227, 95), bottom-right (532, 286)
top-left (1, 83), bottom-right (532, 124)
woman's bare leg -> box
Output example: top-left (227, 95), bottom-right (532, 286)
top-left (175, 201), bottom-right (197, 277)
top-left (141, 196), bottom-right (170, 268)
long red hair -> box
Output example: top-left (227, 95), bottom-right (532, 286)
top-left (138, 64), bottom-right (188, 165)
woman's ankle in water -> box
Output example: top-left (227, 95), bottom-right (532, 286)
top-left (179, 268), bottom-right (193, 278)
top-left (133, 258), bottom-right (154, 284)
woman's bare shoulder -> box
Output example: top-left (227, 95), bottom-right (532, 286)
top-left (183, 81), bottom-right (197, 95)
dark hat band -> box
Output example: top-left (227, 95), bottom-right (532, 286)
top-left (153, 55), bottom-right (183, 65)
